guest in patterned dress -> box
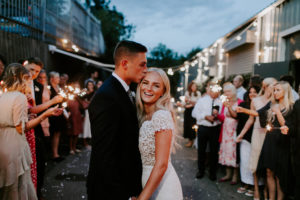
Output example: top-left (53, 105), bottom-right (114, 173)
top-left (218, 83), bottom-right (242, 185)
top-left (26, 95), bottom-right (38, 189)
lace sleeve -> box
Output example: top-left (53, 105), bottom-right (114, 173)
top-left (12, 93), bottom-right (28, 133)
top-left (152, 110), bottom-right (174, 133)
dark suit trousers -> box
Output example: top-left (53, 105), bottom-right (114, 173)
top-left (295, 162), bottom-right (300, 200)
top-left (197, 125), bottom-right (220, 176)
top-left (35, 127), bottom-right (46, 199)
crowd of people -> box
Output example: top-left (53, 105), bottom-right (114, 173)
top-left (182, 74), bottom-right (300, 200)
top-left (0, 55), bottom-right (103, 200)
top-left (1, 41), bottom-right (300, 200)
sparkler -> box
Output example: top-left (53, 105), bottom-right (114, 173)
top-left (210, 85), bottom-right (222, 93)
top-left (0, 81), bottom-right (5, 96)
top-left (192, 124), bottom-right (199, 133)
top-left (220, 95), bottom-right (228, 103)
top-left (265, 123), bottom-right (281, 132)
top-left (179, 96), bottom-right (186, 103)
top-left (58, 85), bottom-right (88, 108)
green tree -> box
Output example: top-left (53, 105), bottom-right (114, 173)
top-left (185, 47), bottom-right (202, 60)
top-left (88, 0), bottom-right (135, 63)
top-left (147, 44), bottom-right (202, 96)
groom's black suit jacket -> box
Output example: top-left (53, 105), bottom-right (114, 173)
top-left (87, 75), bottom-right (142, 200)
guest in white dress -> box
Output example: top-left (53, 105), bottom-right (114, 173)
top-left (135, 68), bottom-right (183, 200)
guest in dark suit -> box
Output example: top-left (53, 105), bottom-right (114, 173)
top-left (87, 40), bottom-right (147, 200)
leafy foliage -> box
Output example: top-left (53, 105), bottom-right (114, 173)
top-left (88, 0), bottom-right (135, 63)
top-left (147, 43), bottom-right (202, 96)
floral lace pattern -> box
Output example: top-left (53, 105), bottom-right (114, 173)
top-left (139, 110), bottom-right (174, 166)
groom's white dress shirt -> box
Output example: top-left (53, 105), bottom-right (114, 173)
top-left (112, 72), bottom-right (129, 92)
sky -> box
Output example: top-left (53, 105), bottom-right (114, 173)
top-left (110, 0), bottom-right (275, 55)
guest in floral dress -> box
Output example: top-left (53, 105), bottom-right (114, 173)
top-left (26, 95), bottom-right (37, 189)
top-left (218, 83), bottom-right (242, 184)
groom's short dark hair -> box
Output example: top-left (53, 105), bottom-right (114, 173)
top-left (113, 40), bottom-right (147, 66)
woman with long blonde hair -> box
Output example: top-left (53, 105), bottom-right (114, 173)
top-left (256, 81), bottom-right (294, 200)
top-left (237, 77), bottom-right (277, 200)
top-left (0, 63), bottom-right (61, 199)
top-left (135, 68), bottom-right (182, 200)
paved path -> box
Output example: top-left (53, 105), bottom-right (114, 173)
top-left (42, 140), bottom-right (252, 200)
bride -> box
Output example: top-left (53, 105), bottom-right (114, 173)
top-left (135, 68), bottom-right (183, 200)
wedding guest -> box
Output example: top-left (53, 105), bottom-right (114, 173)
top-left (85, 70), bottom-right (98, 86)
top-left (0, 54), bottom-right (6, 81)
top-left (233, 75), bottom-right (246, 100)
top-left (67, 82), bottom-right (84, 154)
top-left (37, 70), bottom-right (51, 137)
top-left (249, 75), bottom-right (262, 88)
top-left (48, 71), bottom-right (67, 161)
top-left (257, 81), bottom-right (294, 200)
top-left (218, 83), bottom-right (241, 185)
top-left (183, 81), bottom-right (201, 147)
top-left (96, 80), bottom-right (103, 89)
top-left (237, 77), bottom-right (277, 199)
top-left (192, 82), bottom-right (222, 180)
top-left (59, 73), bottom-right (69, 89)
top-left (291, 99), bottom-right (300, 199)
top-left (280, 75), bottom-right (299, 101)
top-left (81, 80), bottom-right (96, 149)
top-left (0, 63), bottom-right (61, 199)
top-left (236, 86), bottom-right (260, 196)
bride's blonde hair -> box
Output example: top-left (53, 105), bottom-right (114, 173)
top-left (136, 67), bottom-right (175, 125)
top-left (136, 68), bottom-right (180, 151)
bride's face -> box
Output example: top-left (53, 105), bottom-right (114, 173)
top-left (140, 71), bottom-right (165, 105)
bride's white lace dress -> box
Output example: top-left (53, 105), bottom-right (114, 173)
top-left (139, 110), bottom-right (183, 200)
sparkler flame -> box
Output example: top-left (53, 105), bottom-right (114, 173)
top-left (62, 102), bottom-right (67, 108)
top-left (266, 124), bottom-right (272, 131)
top-left (192, 125), bottom-right (199, 130)
top-left (210, 85), bottom-right (222, 93)
top-left (220, 95), bottom-right (228, 103)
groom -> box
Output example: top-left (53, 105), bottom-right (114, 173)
top-left (87, 40), bottom-right (148, 200)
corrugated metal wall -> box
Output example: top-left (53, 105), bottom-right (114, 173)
top-left (259, 0), bottom-right (300, 63)
top-left (226, 44), bottom-right (255, 76)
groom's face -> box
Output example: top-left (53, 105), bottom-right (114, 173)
top-left (127, 52), bottom-right (147, 83)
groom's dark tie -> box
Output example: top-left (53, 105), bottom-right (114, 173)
top-left (127, 89), bottom-right (135, 104)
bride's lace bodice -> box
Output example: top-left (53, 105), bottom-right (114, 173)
top-left (139, 110), bottom-right (174, 166)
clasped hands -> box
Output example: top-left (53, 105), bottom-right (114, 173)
top-left (205, 109), bottom-right (219, 123)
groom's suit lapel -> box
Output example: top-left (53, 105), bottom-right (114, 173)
top-left (110, 76), bottom-right (137, 114)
